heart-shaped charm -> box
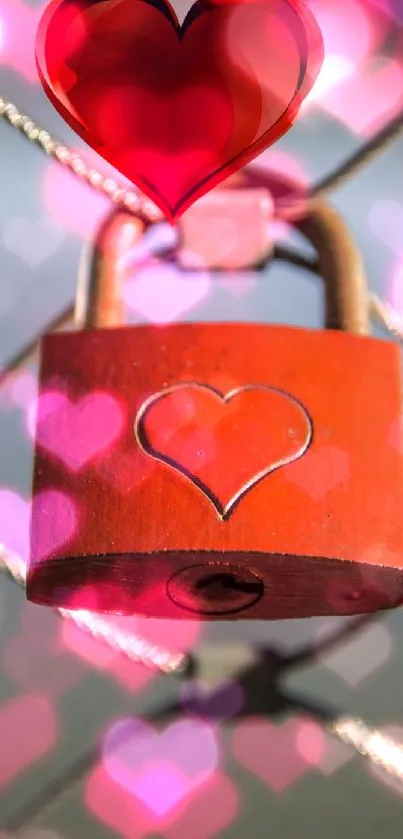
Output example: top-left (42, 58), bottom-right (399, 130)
top-left (135, 382), bottom-right (312, 518)
top-left (36, 0), bottom-right (324, 221)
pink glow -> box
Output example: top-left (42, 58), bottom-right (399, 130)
top-left (61, 593), bottom-right (194, 685)
top-left (61, 607), bottom-right (156, 693)
top-left (0, 694), bottom-right (56, 788)
top-left (0, 488), bottom-right (30, 562)
top-left (103, 718), bottom-right (219, 816)
top-left (302, 54), bottom-right (355, 109)
top-left (369, 200), bottom-right (403, 257)
top-left (233, 718), bottom-right (321, 792)
top-left (28, 390), bottom-right (125, 471)
top-left (307, 0), bottom-right (379, 65)
top-left (86, 766), bottom-right (237, 839)
top-left (42, 154), bottom-right (115, 241)
top-left (130, 615), bottom-right (201, 657)
top-left (295, 721), bottom-right (325, 765)
top-left (254, 148), bottom-right (308, 186)
top-left (389, 260), bottom-right (403, 312)
top-left (10, 371), bottom-right (37, 409)
top-left (286, 444), bottom-right (350, 501)
top-left (316, 732), bottom-right (353, 777)
top-left (179, 188), bottom-right (273, 271)
top-left (123, 261), bottom-right (211, 324)
top-left (0, 0), bottom-right (43, 82)
top-left (30, 489), bottom-right (78, 562)
top-left (96, 447), bottom-right (156, 496)
top-left (128, 761), bottom-right (196, 817)
top-left (320, 57), bottom-right (403, 134)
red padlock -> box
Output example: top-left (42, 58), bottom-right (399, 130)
top-left (27, 189), bottom-right (403, 620)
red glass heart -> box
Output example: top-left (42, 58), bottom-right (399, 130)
top-left (36, 0), bottom-right (324, 221)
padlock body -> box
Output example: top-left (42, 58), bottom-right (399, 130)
top-left (28, 322), bottom-right (403, 619)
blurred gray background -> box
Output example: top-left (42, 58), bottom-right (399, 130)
top-left (1, 0), bottom-right (403, 836)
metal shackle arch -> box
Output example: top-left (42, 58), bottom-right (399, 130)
top-left (75, 210), bottom-right (149, 329)
top-left (73, 179), bottom-right (370, 336)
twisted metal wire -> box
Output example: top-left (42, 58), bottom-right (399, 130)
top-left (277, 110), bottom-right (403, 220)
top-left (0, 98), bottom-right (162, 222)
top-left (0, 544), bottom-right (189, 675)
top-left (2, 551), bottom-right (403, 835)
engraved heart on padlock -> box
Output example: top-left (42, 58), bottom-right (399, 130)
top-left (135, 383), bottom-right (312, 518)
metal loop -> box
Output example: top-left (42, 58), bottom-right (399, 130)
top-left (293, 200), bottom-right (370, 334)
top-left (78, 180), bottom-right (370, 335)
top-left (75, 210), bottom-right (148, 329)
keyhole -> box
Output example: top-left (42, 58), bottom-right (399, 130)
top-left (195, 572), bottom-right (263, 600)
top-left (167, 563), bottom-right (265, 615)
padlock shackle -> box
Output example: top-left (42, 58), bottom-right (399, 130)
top-left (76, 171), bottom-right (369, 335)
top-left (75, 210), bottom-right (148, 329)
top-left (227, 167), bottom-right (370, 335)
top-left (294, 200), bottom-right (370, 335)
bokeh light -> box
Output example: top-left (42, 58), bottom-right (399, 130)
top-left (0, 0), bottom-right (402, 834)
top-left (0, 0), bottom-right (42, 82)
top-left (0, 694), bottom-right (56, 789)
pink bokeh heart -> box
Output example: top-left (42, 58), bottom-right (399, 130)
top-left (96, 448), bottom-right (155, 496)
top-left (123, 261), bottom-right (211, 324)
top-left (103, 718), bottom-right (219, 817)
top-left (309, 0), bottom-right (385, 68)
top-left (233, 717), bottom-right (325, 792)
top-left (0, 694), bottom-right (56, 788)
top-left (180, 678), bottom-right (244, 719)
top-left (29, 390), bottom-right (125, 471)
top-left (86, 765), bottom-right (237, 839)
top-left (315, 731), bottom-right (353, 777)
top-left (0, 487), bottom-right (78, 568)
top-left (30, 489), bottom-right (78, 562)
top-left (320, 56), bottom-right (403, 134)
top-left (286, 444), bottom-right (349, 501)
top-left (315, 619), bottom-right (393, 686)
